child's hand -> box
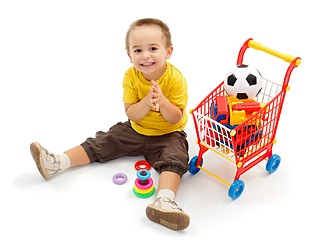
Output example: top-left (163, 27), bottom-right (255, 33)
top-left (150, 80), bottom-right (164, 111)
top-left (144, 92), bottom-right (156, 110)
top-left (144, 83), bottom-right (157, 110)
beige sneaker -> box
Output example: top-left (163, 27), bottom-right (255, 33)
top-left (146, 197), bottom-right (190, 230)
top-left (30, 142), bottom-right (61, 180)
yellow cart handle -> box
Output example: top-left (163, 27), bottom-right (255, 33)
top-left (247, 39), bottom-right (301, 66)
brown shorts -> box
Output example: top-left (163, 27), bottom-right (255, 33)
top-left (81, 121), bottom-right (189, 177)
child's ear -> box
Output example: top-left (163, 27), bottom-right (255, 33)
top-left (127, 52), bottom-right (132, 63)
top-left (166, 46), bottom-right (173, 59)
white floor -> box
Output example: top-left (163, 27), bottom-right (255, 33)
top-left (1, 1), bottom-right (314, 239)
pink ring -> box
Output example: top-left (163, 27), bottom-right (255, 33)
top-left (134, 160), bottom-right (151, 170)
top-left (135, 177), bottom-right (153, 190)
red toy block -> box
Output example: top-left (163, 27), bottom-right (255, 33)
top-left (232, 102), bottom-right (261, 113)
top-left (215, 95), bottom-right (229, 124)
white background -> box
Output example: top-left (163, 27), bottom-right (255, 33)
top-left (1, 0), bottom-right (314, 239)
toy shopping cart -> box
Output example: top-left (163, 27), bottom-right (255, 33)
top-left (189, 38), bottom-right (301, 200)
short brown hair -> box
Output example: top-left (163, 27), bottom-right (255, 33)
top-left (125, 18), bottom-right (172, 52)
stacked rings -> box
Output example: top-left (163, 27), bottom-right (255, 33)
top-left (133, 169), bottom-right (155, 198)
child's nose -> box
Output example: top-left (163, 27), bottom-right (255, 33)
top-left (143, 51), bottom-right (151, 59)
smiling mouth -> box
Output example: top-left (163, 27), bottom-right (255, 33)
top-left (141, 62), bottom-right (155, 67)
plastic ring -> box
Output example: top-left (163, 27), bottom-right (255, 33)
top-left (112, 173), bottom-right (128, 185)
top-left (134, 184), bottom-right (155, 194)
top-left (134, 160), bottom-right (151, 170)
top-left (135, 177), bottom-right (153, 190)
top-left (133, 188), bottom-right (155, 198)
top-left (136, 169), bottom-right (150, 180)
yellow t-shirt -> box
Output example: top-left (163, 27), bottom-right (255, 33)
top-left (123, 62), bottom-right (188, 136)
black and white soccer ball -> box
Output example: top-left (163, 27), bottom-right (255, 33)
top-left (224, 64), bottom-right (263, 100)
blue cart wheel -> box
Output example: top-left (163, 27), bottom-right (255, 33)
top-left (228, 179), bottom-right (245, 200)
top-left (266, 154), bottom-right (281, 173)
top-left (189, 155), bottom-right (203, 175)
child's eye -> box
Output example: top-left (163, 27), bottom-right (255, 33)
top-left (150, 47), bottom-right (158, 51)
top-left (134, 49), bottom-right (142, 53)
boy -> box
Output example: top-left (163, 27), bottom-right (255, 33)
top-left (30, 18), bottom-right (190, 231)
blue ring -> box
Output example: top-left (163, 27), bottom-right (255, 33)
top-left (136, 169), bottom-right (150, 180)
top-left (112, 172), bottom-right (128, 185)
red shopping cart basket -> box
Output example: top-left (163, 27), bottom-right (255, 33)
top-left (189, 38), bottom-right (301, 200)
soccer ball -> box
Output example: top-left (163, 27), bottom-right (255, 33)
top-left (224, 64), bottom-right (263, 100)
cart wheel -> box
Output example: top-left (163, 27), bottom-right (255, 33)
top-left (228, 179), bottom-right (245, 200)
top-left (189, 155), bottom-right (203, 175)
top-left (266, 154), bottom-right (281, 173)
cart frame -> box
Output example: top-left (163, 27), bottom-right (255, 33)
top-left (189, 38), bottom-right (301, 200)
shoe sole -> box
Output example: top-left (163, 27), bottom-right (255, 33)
top-left (146, 204), bottom-right (190, 230)
top-left (30, 142), bottom-right (50, 180)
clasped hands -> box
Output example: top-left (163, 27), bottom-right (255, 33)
top-left (148, 80), bottom-right (164, 111)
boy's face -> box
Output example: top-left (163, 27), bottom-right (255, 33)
top-left (127, 25), bottom-right (173, 81)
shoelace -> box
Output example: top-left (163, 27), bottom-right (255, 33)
top-left (42, 147), bottom-right (61, 170)
top-left (155, 197), bottom-right (183, 211)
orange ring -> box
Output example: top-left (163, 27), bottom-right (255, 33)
top-left (134, 160), bottom-right (151, 170)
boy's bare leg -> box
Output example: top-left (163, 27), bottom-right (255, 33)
top-left (65, 146), bottom-right (90, 167)
top-left (157, 171), bottom-right (180, 195)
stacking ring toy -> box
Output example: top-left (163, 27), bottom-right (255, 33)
top-left (133, 167), bottom-right (155, 199)
top-left (112, 172), bottom-right (128, 185)
top-left (134, 160), bottom-right (151, 170)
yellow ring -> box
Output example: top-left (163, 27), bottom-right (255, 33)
top-left (133, 184), bottom-right (155, 194)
